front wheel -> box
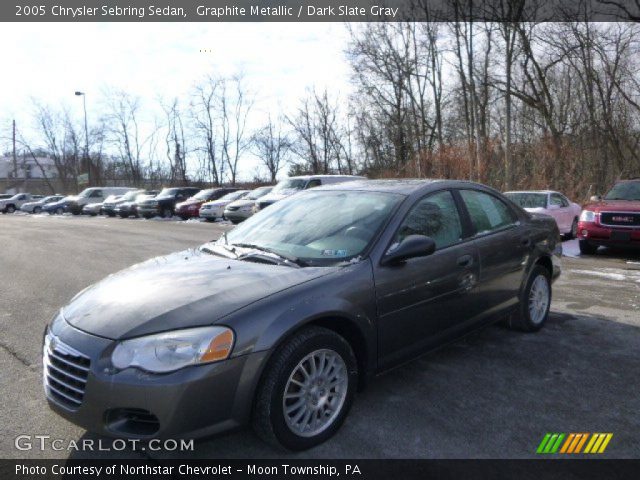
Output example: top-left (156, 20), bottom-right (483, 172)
top-left (252, 326), bottom-right (358, 451)
top-left (567, 218), bottom-right (578, 239)
top-left (55, 207), bottom-right (64, 215)
top-left (6, 205), bottom-right (15, 214)
top-left (161, 208), bottom-right (173, 218)
top-left (509, 265), bottom-right (551, 332)
top-left (33, 207), bottom-right (41, 214)
top-left (579, 239), bottom-right (598, 255)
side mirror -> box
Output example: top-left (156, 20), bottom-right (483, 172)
top-left (590, 195), bottom-right (602, 202)
top-left (381, 235), bottom-right (436, 266)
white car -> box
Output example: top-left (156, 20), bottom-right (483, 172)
top-left (199, 190), bottom-right (250, 221)
top-left (256, 175), bottom-right (366, 211)
top-left (505, 190), bottom-right (582, 238)
top-left (20, 195), bottom-right (65, 214)
top-left (0, 193), bottom-right (38, 213)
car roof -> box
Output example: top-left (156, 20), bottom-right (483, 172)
top-left (504, 190), bottom-right (557, 195)
top-left (316, 178), bottom-right (488, 195)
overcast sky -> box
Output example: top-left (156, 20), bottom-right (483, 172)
top-left (0, 23), bottom-right (353, 180)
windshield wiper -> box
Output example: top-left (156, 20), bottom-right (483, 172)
top-left (232, 243), bottom-right (306, 267)
top-left (200, 243), bottom-right (237, 258)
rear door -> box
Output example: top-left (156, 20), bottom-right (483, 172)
top-left (458, 189), bottom-right (530, 316)
top-left (549, 193), bottom-right (569, 232)
top-left (374, 190), bottom-right (480, 368)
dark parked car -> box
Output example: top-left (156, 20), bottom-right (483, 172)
top-left (43, 180), bottom-right (561, 450)
top-left (101, 190), bottom-right (145, 217)
top-left (137, 187), bottom-right (200, 218)
top-left (578, 178), bottom-right (640, 253)
top-left (115, 190), bottom-right (159, 218)
top-left (43, 197), bottom-right (72, 215)
top-left (175, 188), bottom-right (239, 220)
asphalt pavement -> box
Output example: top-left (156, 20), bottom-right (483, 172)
top-left (0, 214), bottom-right (638, 459)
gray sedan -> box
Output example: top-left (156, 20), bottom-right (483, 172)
top-left (43, 179), bottom-right (561, 450)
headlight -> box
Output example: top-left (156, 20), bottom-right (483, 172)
top-left (579, 210), bottom-right (596, 222)
top-left (111, 326), bottom-right (234, 373)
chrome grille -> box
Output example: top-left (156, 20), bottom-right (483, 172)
top-left (600, 211), bottom-right (640, 228)
top-left (43, 333), bottom-right (90, 409)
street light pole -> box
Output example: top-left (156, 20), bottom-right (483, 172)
top-left (75, 91), bottom-right (90, 185)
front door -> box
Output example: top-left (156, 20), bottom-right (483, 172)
top-left (374, 190), bottom-right (480, 369)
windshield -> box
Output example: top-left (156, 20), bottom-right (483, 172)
top-left (193, 189), bottom-right (215, 200)
top-left (78, 189), bottom-right (95, 198)
top-left (604, 182), bottom-right (640, 201)
top-left (220, 190), bottom-right (247, 201)
top-left (121, 190), bottom-right (141, 201)
top-left (271, 179), bottom-right (307, 194)
top-left (158, 188), bottom-right (180, 197)
top-left (505, 192), bottom-right (547, 209)
top-left (215, 190), bottom-right (402, 265)
top-left (246, 187), bottom-right (273, 200)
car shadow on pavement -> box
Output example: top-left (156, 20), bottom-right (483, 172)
top-left (67, 310), bottom-right (640, 460)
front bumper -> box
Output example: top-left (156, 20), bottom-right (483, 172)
top-left (199, 208), bottom-right (223, 219)
top-left (176, 208), bottom-right (200, 218)
top-left (44, 321), bottom-right (269, 439)
top-left (137, 205), bottom-right (160, 217)
top-left (224, 209), bottom-right (252, 222)
top-left (578, 221), bottom-right (640, 248)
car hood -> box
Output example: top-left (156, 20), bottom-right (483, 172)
top-left (62, 249), bottom-right (334, 340)
top-left (584, 199), bottom-right (640, 212)
top-left (259, 191), bottom-right (297, 203)
top-left (227, 199), bottom-right (255, 208)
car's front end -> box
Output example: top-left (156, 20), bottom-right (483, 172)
top-left (82, 203), bottom-right (103, 216)
top-left (137, 198), bottom-right (160, 218)
top-left (20, 201), bottom-right (39, 213)
top-left (224, 200), bottom-right (255, 223)
top-left (101, 199), bottom-right (122, 216)
top-left (43, 311), bottom-right (266, 439)
top-left (578, 205), bottom-right (640, 249)
top-left (198, 201), bottom-right (225, 220)
top-left (578, 181), bottom-right (640, 252)
top-left (175, 200), bottom-right (203, 219)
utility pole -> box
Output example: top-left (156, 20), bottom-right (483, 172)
top-left (12, 120), bottom-right (18, 180)
top-left (75, 91), bottom-right (90, 185)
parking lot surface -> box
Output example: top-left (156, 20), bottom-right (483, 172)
top-left (1, 214), bottom-right (639, 459)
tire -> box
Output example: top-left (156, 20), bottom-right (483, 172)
top-left (33, 207), bottom-right (41, 214)
top-left (161, 208), bottom-right (173, 218)
top-left (252, 326), bottom-right (358, 451)
top-left (119, 213), bottom-right (128, 218)
top-left (55, 207), bottom-right (64, 215)
top-left (568, 218), bottom-right (578, 239)
top-left (579, 239), bottom-right (598, 255)
top-left (509, 265), bottom-right (551, 333)
top-left (179, 215), bottom-right (189, 221)
top-left (6, 205), bottom-right (15, 214)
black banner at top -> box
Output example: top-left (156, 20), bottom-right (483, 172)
top-left (5, 0), bottom-right (640, 22)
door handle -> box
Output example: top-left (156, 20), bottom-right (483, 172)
top-left (457, 254), bottom-right (473, 267)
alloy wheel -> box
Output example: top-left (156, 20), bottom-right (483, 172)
top-left (282, 349), bottom-right (348, 438)
top-left (528, 275), bottom-right (550, 325)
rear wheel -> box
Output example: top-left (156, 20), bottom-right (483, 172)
top-left (161, 208), bottom-right (173, 218)
top-left (579, 239), bottom-right (598, 255)
top-left (33, 206), bottom-right (41, 214)
top-left (55, 207), bottom-right (64, 215)
top-left (6, 205), bottom-right (15, 214)
top-left (509, 265), bottom-right (551, 332)
top-left (252, 326), bottom-right (357, 451)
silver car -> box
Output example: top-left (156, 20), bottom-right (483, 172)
top-left (223, 186), bottom-right (273, 224)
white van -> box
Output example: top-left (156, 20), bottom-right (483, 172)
top-left (66, 187), bottom-right (137, 215)
top-left (256, 175), bottom-right (365, 210)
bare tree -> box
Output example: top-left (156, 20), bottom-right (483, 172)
top-left (252, 115), bottom-right (291, 182)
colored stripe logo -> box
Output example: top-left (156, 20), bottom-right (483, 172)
top-left (536, 433), bottom-right (612, 454)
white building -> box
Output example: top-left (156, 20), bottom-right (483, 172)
top-left (0, 155), bottom-right (58, 180)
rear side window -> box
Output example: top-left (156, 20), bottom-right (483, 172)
top-left (89, 190), bottom-right (103, 198)
top-left (393, 190), bottom-right (463, 251)
top-left (460, 190), bottom-right (516, 235)
top-left (306, 179), bottom-right (322, 189)
top-left (550, 194), bottom-right (564, 207)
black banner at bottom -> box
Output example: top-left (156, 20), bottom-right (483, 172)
top-left (2, 459), bottom-right (639, 480)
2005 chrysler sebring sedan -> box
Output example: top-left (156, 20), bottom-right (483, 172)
top-left (43, 180), bottom-right (561, 450)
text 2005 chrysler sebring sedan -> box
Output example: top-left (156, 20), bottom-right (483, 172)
top-left (43, 180), bottom-right (561, 450)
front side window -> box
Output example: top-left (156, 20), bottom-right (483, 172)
top-left (271, 179), bottom-right (307, 194)
top-left (89, 190), bottom-right (103, 198)
top-left (460, 190), bottom-right (516, 235)
top-left (550, 194), bottom-right (564, 207)
top-left (392, 190), bottom-right (463, 251)
top-left (504, 192), bottom-right (547, 209)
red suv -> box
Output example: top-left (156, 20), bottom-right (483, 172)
top-left (578, 179), bottom-right (640, 254)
